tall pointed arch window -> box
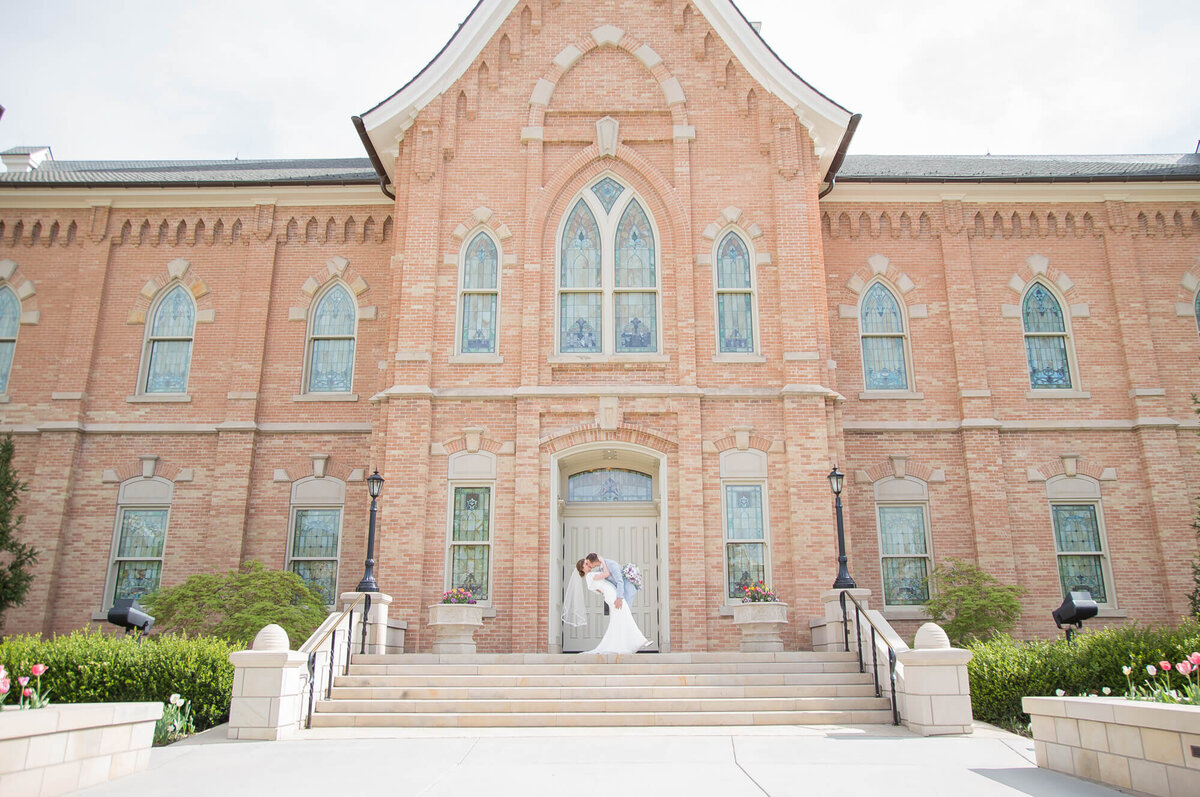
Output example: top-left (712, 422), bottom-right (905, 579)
top-left (557, 178), bottom-right (660, 356)
top-left (1022, 282), bottom-right (1072, 389)
top-left (306, 284), bottom-right (357, 393)
top-left (859, 282), bottom-right (910, 390)
top-left (0, 285), bottom-right (19, 394)
top-left (458, 232), bottom-right (499, 354)
top-left (715, 232), bottom-right (756, 353)
top-left (141, 284), bottom-right (195, 394)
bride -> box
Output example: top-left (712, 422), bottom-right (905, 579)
top-left (562, 558), bottom-right (651, 654)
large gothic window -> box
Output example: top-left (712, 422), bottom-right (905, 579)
top-left (1022, 282), bottom-right (1073, 389)
top-left (558, 178), bottom-right (659, 356)
top-left (0, 285), bottom-right (19, 394)
top-left (859, 282), bottom-right (910, 391)
top-left (306, 284), bottom-right (357, 393)
top-left (459, 232), bottom-right (500, 354)
top-left (141, 284), bottom-right (195, 394)
top-left (715, 232), bottom-right (756, 353)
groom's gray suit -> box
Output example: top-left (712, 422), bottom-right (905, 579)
top-left (602, 557), bottom-right (637, 607)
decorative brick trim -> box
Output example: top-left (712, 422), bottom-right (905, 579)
top-left (858, 457), bottom-right (938, 485)
top-left (1029, 455), bottom-right (1111, 482)
top-left (840, 254), bottom-right (924, 314)
top-left (288, 256), bottom-right (375, 322)
top-left (114, 214), bottom-right (247, 247)
top-left (0, 216), bottom-right (80, 247)
top-left (279, 214), bottom-right (392, 246)
top-left (1000, 255), bottom-right (1085, 318)
top-left (104, 457), bottom-right (185, 484)
top-left (539, 422), bottom-right (678, 454)
top-left (441, 435), bottom-right (505, 455)
top-left (1134, 208), bottom-right (1200, 238)
top-left (0, 259), bottom-right (40, 323)
top-left (821, 209), bottom-right (934, 240)
top-left (126, 258), bottom-right (215, 325)
top-left (273, 455), bottom-right (357, 485)
top-left (711, 433), bottom-right (773, 454)
top-left (1174, 257), bottom-right (1200, 313)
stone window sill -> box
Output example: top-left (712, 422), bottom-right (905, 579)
top-left (859, 390), bottom-right (924, 400)
top-left (450, 354), bottom-right (504, 365)
top-left (882, 606), bottom-right (932, 621)
top-left (549, 354), bottom-right (669, 367)
top-left (712, 354), bottom-right (766, 363)
top-left (1027, 389), bottom-right (1091, 399)
top-left (0, 394), bottom-right (9, 404)
top-left (126, 393), bottom-right (191, 403)
top-left (1096, 608), bottom-right (1126, 619)
top-left (293, 393), bottom-right (359, 402)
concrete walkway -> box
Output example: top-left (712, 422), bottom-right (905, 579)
top-left (74, 723), bottom-right (1124, 797)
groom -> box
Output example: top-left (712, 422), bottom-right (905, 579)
top-left (582, 552), bottom-right (636, 609)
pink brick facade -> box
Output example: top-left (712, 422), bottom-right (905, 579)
top-left (1, 0), bottom-right (1197, 651)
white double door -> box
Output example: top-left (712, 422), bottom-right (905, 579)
top-left (561, 509), bottom-right (658, 652)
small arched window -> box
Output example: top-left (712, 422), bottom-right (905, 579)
top-left (0, 285), bottom-right (19, 394)
top-left (567, 469), bottom-right (653, 502)
top-left (142, 284), bottom-right (195, 394)
top-left (1022, 282), bottom-right (1072, 389)
top-left (306, 284), bottom-right (357, 393)
top-left (859, 282), bottom-right (909, 390)
top-left (459, 232), bottom-right (500, 354)
top-left (715, 232), bottom-right (756, 353)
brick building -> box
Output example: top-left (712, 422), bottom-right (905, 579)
top-left (1, 0), bottom-right (1198, 652)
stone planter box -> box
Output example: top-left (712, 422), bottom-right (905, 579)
top-left (428, 603), bottom-right (486, 654)
top-left (731, 601), bottom-right (788, 652)
top-left (1024, 695), bottom-right (1200, 796)
top-left (0, 702), bottom-right (163, 796)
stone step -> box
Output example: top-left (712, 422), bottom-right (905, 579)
top-left (307, 708), bottom-right (895, 728)
top-left (315, 696), bottom-right (892, 714)
top-left (349, 652), bottom-right (858, 665)
top-left (343, 660), bottom-right (863, 676)
top-left (332, 671), bottom-right (875, 688)
top-left (327, 683), bottom-right (880, 700)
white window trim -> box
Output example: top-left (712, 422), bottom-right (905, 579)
top-left (857, 278), bottom-right (916, 393)
top-left (287, 475), bottom-right (346, 606)
top-left (445, 482), bottom-right (495, 606)
top-left (137, 282), bottom-right (195, 397)
top-left (720, 480), bottom-right (771, 605)
top-left (555, 175), bottom-right (663, 357)
top-left (712, 227), bottom-right (762, 358)
top-left (1048, 499), bottom-right (1117, 610)
top-left (454, 228), bottom-right (503, 357)
top-left (874, 501), bottom-right (934, 609)
top-left (302, 280), bottom-right (358, 396)
top-left (286, 505), bottom-right (345, 606)
top-left (103, 477), bottom-right (174, 610)
top-left (0, 283), bottom-right (19, 397)
top-left (1021, 279), bottom-right (1082, 392)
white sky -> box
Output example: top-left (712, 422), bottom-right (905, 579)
top-left (1, 0), bottom-right (1197, 161)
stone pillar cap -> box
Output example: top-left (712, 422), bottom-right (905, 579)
top-left (252, 624), bottom-right (290, 651)
top-left (914, 622), bottom-right (951, 650)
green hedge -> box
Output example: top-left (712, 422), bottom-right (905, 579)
top-left (967, 621), bottom-right (1200, 728)
top-left (0, 630), bottom-right (235, 730)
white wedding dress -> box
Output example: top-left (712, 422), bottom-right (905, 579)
top-left (585, 571), bottom-right (651, 654)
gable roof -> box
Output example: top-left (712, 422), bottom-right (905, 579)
top-left (354, 0), bottom-right (858, 194)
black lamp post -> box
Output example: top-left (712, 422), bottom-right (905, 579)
top-left (827, 466), bottom-right (857, 589)
top-left (355, 470), bottom-right (385, 592)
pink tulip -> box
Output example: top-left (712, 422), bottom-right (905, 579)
top-left (1189, 652), bottom-right (1200, 667)
top-left (30, 664), bottom-right (47, 677)
top-left (22, 688), bottom-right (31, 698)
top-left (17, 676), bottom-right (28, 687)
top-left (1178, 661), bottom-right (1193, 676)
top-left (1159, 661), bottom-right (1172, 672)
top-left (0, 678), bottom-right (9, 694)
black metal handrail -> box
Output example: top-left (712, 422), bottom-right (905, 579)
top-left (303, 593), bottom-right (371, 729)
top-left (839, 590), bottom-right (900, 725)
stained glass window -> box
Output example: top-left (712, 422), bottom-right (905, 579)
top-left (878, 506), bottom-right (930, 605)
top-left (112, 508), bottom-right (168, 603)
top-left (1052, 504), bottom-right (1108, 603)
top-left (460, 232), bottom-right (499, 353)
top-left (591, 177), bottom-right (624, 214)
top-left (1195, 291), bottom-right (1200, 335)
top-left (289, 508), bottom-right (342, 604)
top-left (1023, 283), bottom-right (1072, 389)
top-left (860, 283), bottom-right (908, 390)
top-left (724, 484), bottom-right (767, 599)
top-left (716, 233), bottom-right (756, 353)
top-left (561, 200), bottom-right (601, 288)
top-left (567, 469), bottom-right (653, 502)
top-left (307, 285), bottom-right (356, 392)
top-left (450, 487), bottom-right (490, 600)
top-left (144, 285), bottom-right (194, 394)
top-left (0, 286), bottom-right (18, 394)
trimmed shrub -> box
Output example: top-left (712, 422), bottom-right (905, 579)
top-left (923, 559), bottom-right (1026, 645)
top-left (0, 629), bottom-right (235, 730)
top-left (967, 621), bottom-right (1200, 728)
top-left (140, 560), bottom-right (328, 649)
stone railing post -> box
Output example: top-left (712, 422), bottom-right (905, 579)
top-left (896, 622), bottom-right (974, 736)
top-left (227, 624), bottom-right (308, 740)
top-left (812, 588), bottom-right (871, 652)
top-left (339, 591), bottom-right (393, 655)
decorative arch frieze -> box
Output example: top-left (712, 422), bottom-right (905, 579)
top-left (540, 422), bottom-right (679, 455)
top-left (126, 258), bottom-right (215, 326)
top-left (280, 214), bottom-right (392, 246)
top-left (1135, 209), bottom-right (1199, 238)
top-left (271, 454), bottom-right (363, 485)
top-left (0, 216), bottom-right (79, 247)
top-left (821, 210), bottom-right (934, 241)
top-left (710, 425), bottom-right (774, 454)
top-left (1000, 255), bottom-right (1088, 319)
top-left (100, 455), bottom-right (191, 484)
top-left (854, 456), bottom-right (946, 486)
top-left (113, 214), bottom-right (248, 247)
top-left (0, 259), bottom-right (41, 325)
top-left (1026, 453), bottom-right (1116, 483)
top-left (837, 254), bottom-right (927, 320)
top-left (287, 256), bottom-right (376, 323)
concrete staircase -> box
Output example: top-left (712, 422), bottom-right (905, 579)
top-left (309, 651), bottom-right (894, 728)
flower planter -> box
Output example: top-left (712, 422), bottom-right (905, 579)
top-left (731, 601), bottom-right (788, 652)
top-left (428, 603), bottom-right (486, 654)
top-left (1023, 695), bottom-right (1200, 796)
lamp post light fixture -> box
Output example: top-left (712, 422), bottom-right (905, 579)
top-left (356, 469), bottom-right (385, 592)
top-left (827, 465), bottom-right (857, 590)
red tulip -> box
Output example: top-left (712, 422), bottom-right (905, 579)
top-left (1159, 661), bottom-right (1172, 672)
top-left (22, 688), bottom-right (32, 698)
top-left (30, 664), bottom-right (47, 677)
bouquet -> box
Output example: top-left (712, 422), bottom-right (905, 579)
top-left (741, 582), bottom-right (778, 603)
top-left (440, 587), bottom-right (477, 605)
top-left (621, 563), bottom-right (643, 590)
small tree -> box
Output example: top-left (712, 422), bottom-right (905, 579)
top-left (923, 559), bottom-right (1026, 646)
top-left (140, 560), bottom-right (328, 648)
top-left (0, 434), bottom-right (38, 627)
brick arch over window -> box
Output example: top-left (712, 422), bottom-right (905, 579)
top-left (271, 455), bottom-right (361, 485)
top-left (999, 255), bottom-right (1088, 320)
top-left (855, 457), bottom-right (946, 486)
top-left (100, 456), bottom-right (188, 484)
top-left (126, 258), bottom-right (215, 327)
top-left (527, 24), bottom-right (690, 130)
top-left (442, 433), bottom-right (505, 456)
top-left (287, 256), bottom-right (377, 324)
top-left (1172, 257), bottom-right (1200, 320)
top-left (711, 432), bottom-right (774, 455)
top-left (449, 207), bottom-right (514, 248)
top-left (0, 259), bottom-right (41, 325)
top-left (838, 254), bottom-right (928, 320)
top-left (1026, 454), bottom-right (1117, 484)
top-left (540, 423), bottom-right (678, 455)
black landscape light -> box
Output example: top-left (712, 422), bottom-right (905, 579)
top-left (106, 598), bottom-right (155, 639)
top-left (1052, 590), bottom-right (1098, 643)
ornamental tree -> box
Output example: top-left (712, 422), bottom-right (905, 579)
top-left (0, 433), bottom-right (38, 628)
top-left (923, 559), bottom-right (1026, 646)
